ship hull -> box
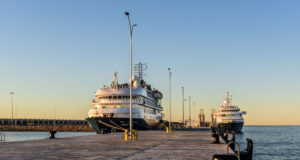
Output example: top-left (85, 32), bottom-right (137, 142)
top-left (86, 117), bottom-right (163, 134)
top-left (217, 122), bottom-right (244, 133)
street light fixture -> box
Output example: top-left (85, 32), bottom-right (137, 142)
top-left (124, 12), bottom-right (137, 140)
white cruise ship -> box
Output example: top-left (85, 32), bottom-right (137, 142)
top-left (212, 92), bottom-right (246, 133)
top-left (86, 63), bottom-right (165, 134)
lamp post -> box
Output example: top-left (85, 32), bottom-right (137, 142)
top-left (168, 68), bottom-right (172, 131)
top-left (10, 92), bottom-right (14, 125)
top-left (125, 12), bottom-right (137, 140)
top-left (182, 87), bottom-right (184, 126)
top-left (189, 96), bottom-right (191, 128)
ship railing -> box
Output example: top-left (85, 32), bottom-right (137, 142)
top-left (99, 99), bottom-right (142, 104)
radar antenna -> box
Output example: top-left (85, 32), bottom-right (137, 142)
top-left (134, 62), bottom-right (147, 80)
top-left (111, 72), bottom-right (118, 89)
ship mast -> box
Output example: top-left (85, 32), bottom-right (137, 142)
top-left (111, 72), bottom-right (118, 90)
top-left (223, 91), bottom-right (232, 107)
top-left (135, 63), bottom-right (147, 81)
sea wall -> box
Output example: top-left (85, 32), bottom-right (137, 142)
top-left (0, 125), bottom-right (93, 132)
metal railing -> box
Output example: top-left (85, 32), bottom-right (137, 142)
top-left (227, 141), bottom-right (240, 160)
top-left (99, 99), bottom-right (142, 104)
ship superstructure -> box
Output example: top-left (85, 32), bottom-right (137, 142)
top-left (86, 63), bottom-right (164, 134)
top-left (212, 92), bottom-right (246, 133)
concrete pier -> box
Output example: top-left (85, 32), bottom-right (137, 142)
top-left (0, 130), bottom-right (231, 160)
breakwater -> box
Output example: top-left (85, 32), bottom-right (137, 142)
top-left (0, 125), bottom-right (93, 132)
top-left (0, 118), bottom-right (93, 132)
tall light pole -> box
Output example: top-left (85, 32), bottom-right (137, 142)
top-left (10, 92), bottom-right (14, 125)
top-left (193, 102), bottom-right (196, 123)
top-left (168, 68), bottom-right (172, 131)
top-left (182, 87), bottom-right (184, 126)
top-left (189, 96), bottom-right (191, 128)
top-left (125, 12), bottom-right (137, 140)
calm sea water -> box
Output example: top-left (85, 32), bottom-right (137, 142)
top-left (236, 126), bottom-right (300, 160)
top-left (1, 131), bottom-right (96, 142)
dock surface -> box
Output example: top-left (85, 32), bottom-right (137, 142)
top-left (0, 130), bottom-right (230, 160)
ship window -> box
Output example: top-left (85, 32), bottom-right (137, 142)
top-left (113, 96), bottom-right (117, 99)
top-left (102, 106), bottom-right (107, 109)
top-left (108, 96), bottom-right (112, 99)
top-left (118, 96), bottom-right (121, 99)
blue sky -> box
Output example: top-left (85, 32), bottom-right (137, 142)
top-left (0, 0), bottom-right (300, 124)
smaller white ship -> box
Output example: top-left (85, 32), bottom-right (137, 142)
top-left (212, 92), bottom-right (246, 133)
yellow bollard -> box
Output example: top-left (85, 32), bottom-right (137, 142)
top-left (131, 130), bottom-right (135, 141)
top-left (100, 129), bottom-right (104, 134)
top-left (124, 130), bottom-right (128, 141)
top-left (166, 127), bottom-right (168, 133)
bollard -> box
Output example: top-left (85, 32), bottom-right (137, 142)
top-left (211, 127), bottom-right (216, 134)
top-left (124, 130), bottom-right (128, 141)
top-left (135, 130), bottom-right (139, 140)
top-left (231, 133), bottom-right (236, 142)
top-left (211, 133), bottom-right (220, 144)
top-left (49, 130), bottom-right (57, 139)
top-left (100, 129), bottom-right (104, 134)
top-left (166, 127), bottom-right (173, 134)
top-left (223, 131), bottom-right (229, 143)
top-left (131, 130), bottom-right (135, 140)
top-left (134, 130), bottom-right (139, 140)
top-left (239, 138), bottom-right (254, 160)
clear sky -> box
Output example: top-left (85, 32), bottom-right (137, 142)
top-left (0, 0), bottom-right (300, 125)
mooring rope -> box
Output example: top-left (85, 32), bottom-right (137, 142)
top-left (97, 120), bottom-right (126, 131)
top-left (110, 120), bottom-right (125, 130)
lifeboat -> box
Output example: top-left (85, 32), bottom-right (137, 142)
top-left (153, 90), bottom-right (163, 99)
